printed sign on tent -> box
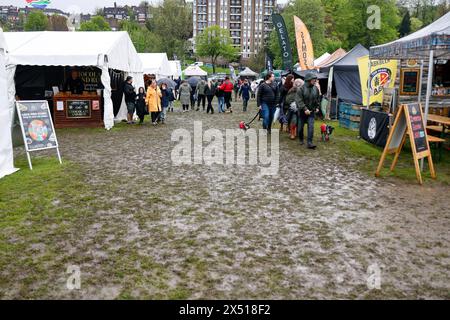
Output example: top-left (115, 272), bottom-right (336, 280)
top-left (358, 55), bottom-right (397, 106)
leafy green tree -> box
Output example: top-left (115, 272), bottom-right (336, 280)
top-left (269, 0), bottom-right (326, 69)
top-left (195, 25), bottom-right (239, 74)
top-left (79, 16), bottom-right (111, 31)
top-left (146, 0), bottom-right (192, 59)
top-left (246, 48), bottom-right (266, 73)
top-left (399, 11), bottom-right (411, 36)
top-left (120, 20), bottom-right (162, 53)
top-left (332, 0), bottom-right (400, 48)
top-left (24, 10), bottom-right (48, 31)
top-left (410, 17), bottom-right (423, 32)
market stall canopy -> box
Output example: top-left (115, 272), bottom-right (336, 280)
top-left (5, 31), bottom-right (143, 73)
top-left (4, 31), bottom-right (144, 129)
top-left (139, 53), bottom-right (172, 78)
top-left (183, 65), bottom-right (207, 77)
top-left (294, 52), bottom-right (331, 71)
top-left (0, 28), bottom-right (18, 179)
top-left (239, 67), bottom-right (258, 77)
top-left (370, 11), bottom-right (450, 59)
top-left (169, 60), bottom-right (182, 78)
top-left (314, 52), bottom-right (331, 67)
top-left (315, 48), bottom-right (347, 70)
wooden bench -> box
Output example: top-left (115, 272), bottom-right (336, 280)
top-left (426, 125), bottom-right (444, 133)
top-left (427, 135), bottom-right (446, 143)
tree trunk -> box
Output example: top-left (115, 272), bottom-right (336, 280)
top-left (212, 57), bottom-right (216, 74)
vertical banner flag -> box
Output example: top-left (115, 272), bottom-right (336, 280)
top-left (294, 16), bottom-right (314, 70)
top-left (358, 55), bottom-right (398, 106)
top-left (265, 52), bottom-right (273, 72)
top-left (271, 13), bottom-right (293, 71)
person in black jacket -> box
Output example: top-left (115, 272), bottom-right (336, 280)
top-left (135, 87), bottom-right (147, 124)
top-left (204, 80), bottom-right (216, 114)
top-left (257, 72), bottom-right (279, 134)
top-left (123, 76), bottom-right (136, 124)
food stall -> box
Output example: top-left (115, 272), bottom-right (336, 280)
top-left (5, 31), bottom-right (144, 130)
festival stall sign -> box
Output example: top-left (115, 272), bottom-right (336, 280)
top-left (15, 100), bottom-right (62, 170)
top-left (66, 67), bottom-right (103, 92)
top-left (399, 68), bottom-right (420, 95)
top-left (294, 15), bottom-right (314, 71)
top-left (271, 13), bottom-right (293, 71)
top-left (358, 55), bottom-right (398, 106)
top-left (375, 103), bottom-right (436, 185)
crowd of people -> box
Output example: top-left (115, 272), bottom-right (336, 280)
top-left (122, 71), bottom-right (323, 150)
top-left (256, 71), bottom-right (322, 150)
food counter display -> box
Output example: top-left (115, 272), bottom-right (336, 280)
top-left (52, 92), bottom-right (102, 128)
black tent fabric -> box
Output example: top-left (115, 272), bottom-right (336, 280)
top-left (331, 44), bottom-right (369, 105)
top-left (333, 68), bottom-right (362, 104)
top-left (294, 69), bottom-right (329, 80)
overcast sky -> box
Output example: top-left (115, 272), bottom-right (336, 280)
top-left (1, 0), bottom-right (288, 14)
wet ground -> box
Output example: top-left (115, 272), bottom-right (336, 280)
top-left (3, 101), bottom-right (450, 299)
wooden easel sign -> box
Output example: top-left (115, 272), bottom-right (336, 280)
top-left (16, 100), bottom-right (62, 170)
top-left (375, 103), bottom-right (436, 184)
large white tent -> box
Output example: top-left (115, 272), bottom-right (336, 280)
top-left (4, 31), bottom-right (144, 129)
top-left (183, 65), bottom-right (207, 77)
top-left (139, 53), bottom-right (172, 79)
top-left (0, 28), bottom-right (18, 179)
top-left (169, 60), bottom-right (182, 79)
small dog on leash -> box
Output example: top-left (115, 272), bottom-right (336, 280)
top-left (321, 123), bottom-right (334, 142)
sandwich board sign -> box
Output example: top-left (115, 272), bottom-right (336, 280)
top-left (375, 103), bottom-right (435, 184)
top-left (15, 100), bottom-right (62, 170)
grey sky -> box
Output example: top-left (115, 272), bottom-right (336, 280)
top-left (1, 0), bottom-right (288, 14)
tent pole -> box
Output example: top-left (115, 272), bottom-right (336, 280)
top-left (366, 59), bottom-right (372, 108)
top-left (421, 50), bottom-right (434, 171)
top-left (418, 60), bottom-right (424, 104)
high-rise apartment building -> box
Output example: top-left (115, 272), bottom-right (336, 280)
top-left (192, 0), bottom-right (276, 59)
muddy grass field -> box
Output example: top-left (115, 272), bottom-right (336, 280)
top-left (1, 100), bottom-right (449, 299)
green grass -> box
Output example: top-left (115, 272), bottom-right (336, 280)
top-left (320, 120), bottom-right (450, 185)
top-left (0, 156), bottom-right (93, 298)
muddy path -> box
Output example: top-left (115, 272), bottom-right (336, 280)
top-left (4, 101), bottom-right (450, 299)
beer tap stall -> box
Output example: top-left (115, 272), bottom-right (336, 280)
top-left (5, 31), bottom-right (144, 131)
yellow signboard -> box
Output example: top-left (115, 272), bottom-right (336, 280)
top-left (358, 55), bottom-right (398, 106)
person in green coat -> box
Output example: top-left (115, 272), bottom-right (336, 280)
top-left (295, 73), bottom-right (321, 149)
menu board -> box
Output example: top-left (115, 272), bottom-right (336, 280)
top-left (406, 103), bottom-right (428, 153)
top-left (400, 68), bottom-right (420, 95)
top-left (66, 67), bottom-right (102, 92)
top-left (16, 101), bottom-right (58, 151)
top-left (67, 100), bottom-right (91, 118)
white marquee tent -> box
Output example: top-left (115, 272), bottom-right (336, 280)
top-left (183, 65), bottom-right (207, 77)
top-left (0, 28), bottom-right (18, 179)
top-left (169, 60), bottom-right (182, 79)
top-left (139, 53), bottom-right (172, 79)
top-left (4, 31), bottom-right (144, 129)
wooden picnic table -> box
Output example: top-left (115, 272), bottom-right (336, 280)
top-left (427, 114), bottom-right (450, 127)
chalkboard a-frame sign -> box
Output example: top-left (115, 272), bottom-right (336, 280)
top-left (375, 103), bottom-right (436, 184)
top-left (15, 100), bottom-right (62, 170)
